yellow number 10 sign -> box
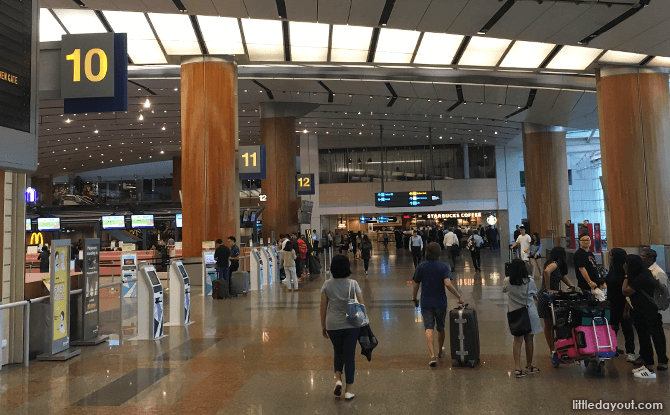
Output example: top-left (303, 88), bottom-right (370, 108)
top-left (61, 33), bottom-right (115, 99)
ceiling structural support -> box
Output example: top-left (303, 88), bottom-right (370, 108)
top-left (49, 9), bottom-right (69, 35)
top-left (128, 80), bottom-right (157, 96)
top-left (367, 28), bottom-right (380, 63)
top-left (505, 88), bottom-right (537, 119)
top-left (253, 80), bottom-right (274, 100)
top-left (189, 16), bottom-right (208, 55)
top-left (478, 0), bottom-right (516, 35)
top-left (639, 55), bottom-right (654, 66)
top-left (385, 82), bottom-right (398, 107)
top-left (410, 32), bottom-right (424, 64)
top-left (585, 129), bottom-right (596, 143)
top-left (94, 10), bottom-right (113, 32)
top-left (144, 13), bottom-right (169, 64)
top-left (171, 0), bottom-right (188, 13)
top-left (237, 18), bottom-right (249, 57)
top-left (318, 81), bottom-right (334, 103)
top-left (539, 45), bottom-right (563, 68)
top-left (578, 0), bottom-right (651, 45)
top-left (275, 0), bottom-right (291, 61)
top-left (71, 0), bottom-right (86, 7)
top-left (446, 85), bottom-right (465, 113)
top-left (452, 37), bottom-right (471, 65)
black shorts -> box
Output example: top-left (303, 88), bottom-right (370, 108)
top-left (421, 307), bottom-right (447, 331)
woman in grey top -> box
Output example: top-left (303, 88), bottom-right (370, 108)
top-left (320, 255), bottom-right (364, 400)
top-left (503, 259), bottom-right (543, 378)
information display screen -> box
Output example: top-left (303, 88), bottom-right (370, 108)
top-left (375, 191), bottom-right (443, 208)
top-left (178, 264), bottom-right (188, 279)
top-left (38, 217), bottom-right (60, 231)
top-left (131, 214), bottom-right (154, 228)
top-left (102, 215), bottom-right (125, 229)
top-left (204, 253), bottom-right (215, 264)
top-left (25, 218), bottom-right (31, 232)
top-left (175, 213), bottom-right (182, 228)
top-left (147, 270), bottom-right (161, 286)
top-left (0, 0), bottom-right (32, 133)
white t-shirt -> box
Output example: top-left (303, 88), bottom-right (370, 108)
top-left (649, 263), bottom-right (668, 287)
top-left (444, 232), bottom-right (459, 247)
top-left (516, 234), bottom-right (532, 261)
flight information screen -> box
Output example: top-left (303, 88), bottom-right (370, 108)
top-left (375, 191), bottom-right (443, 208)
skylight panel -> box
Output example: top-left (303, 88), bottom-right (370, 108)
top-left (545, 46), bottom-right (602, 71)
top-left (500, 41), bottom-right (555, 68)
top-left (599, 50), bottom-right (646, 65)
top-left (289, 22), bottom-right (329, 62)
top-left (330, 25), bottom-right (373, 63)
top-left (147, 13), bottom-right (201, 55)
top-left (459, 36), bottom-right (512, 66)
top-left (39, 8), bottom-right (66, 42)
top-left (413, 32), bottom-right (464, 65)
top-left (197, 16), bottom-right (245, 55)
top-left (373, 28), bottom-right (421, 64)
top-left (241, 18), bottom-right (284, 61)
top-left (53, 9), bottom-right (107, 34)
top-left (103, 11), bottom-right (167, 64)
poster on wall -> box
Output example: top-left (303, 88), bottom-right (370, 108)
top-left (51, 241), bottom-right (70, 354)
top-left (83, 239), bottom-right (100, 340)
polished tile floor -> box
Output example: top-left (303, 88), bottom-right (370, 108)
top-left (1, 246), bottom-right (669, 414)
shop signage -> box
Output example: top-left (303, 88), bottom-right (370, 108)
top-left (82, 239), bottom-right (100, 341)
top-left (51, 240), bottom-right (70, 354)
top-left (239, 145), bottom-right (267, 179)
top-left (427, 212), bottom-right (482, 219)
top-left (487, 215), bottom-right (498, 225)
top-left (29, 231), bottom-right (44, 245)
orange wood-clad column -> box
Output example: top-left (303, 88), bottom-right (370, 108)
top-left (522, 123), bottom-right (571, 247)
top-left (596, 67), bottom-right (670, 248)
top-left (260, 117), bottom-right (299, 237)
top-left (172, 156), bottom-right (181, 202)
top-left (181, 57), bottom-right (239, 258)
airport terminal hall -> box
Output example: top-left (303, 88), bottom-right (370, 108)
top-left (4, 0), bottom-right (670, 413)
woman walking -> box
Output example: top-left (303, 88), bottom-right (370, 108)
top-left (281, 241), bottom-right (298, 292)
top-left (503, 259), bottom-right (543, 378)
top-left (320, 255), bottom-right (364, 399)
top-left (606, 248), bottom-right (636, 362)
top-left (528, 233), bottom-right (542, 278)
top-left (537, 247), bottom-right (575, 365)
top-left (360, 235), bottom-right (373, 275)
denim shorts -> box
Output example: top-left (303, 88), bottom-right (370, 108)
top-left (421, 307), bottom-right (447, 332)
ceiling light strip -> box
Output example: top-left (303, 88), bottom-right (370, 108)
top-left (478, 0), bottom-right (515, 35)
top-left (189, 15), bottom-right (208, 55)
top-left (253, 80), bottom-right (274, 100)
top-left (578, 0), bottom-right (650, 45)
top-left (410, 32), bottom-right (424, 64)
top-left (367, 28), bottom-right (381, 63)
top-left (144, 13), bottom-right (170, 64)
top-left (539, 45), bottom-right (563, 68)
top-left (49, 8), bottom-right (70, 35)
top-left (639, 55), bottom-right (654, 66)
top-left (452, 36), bottom-right (471, 65)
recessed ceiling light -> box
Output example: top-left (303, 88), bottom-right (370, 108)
top-left (144, 99), bottom-right (151, 108)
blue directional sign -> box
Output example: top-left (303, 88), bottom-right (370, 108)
top-left (375, 191), bottom-right (442, 208)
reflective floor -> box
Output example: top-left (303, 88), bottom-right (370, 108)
top-left (1, 247), bottom-right (669, 414)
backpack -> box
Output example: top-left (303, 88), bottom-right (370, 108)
top-left (297, 240), bottom-right (308, 257)
top-left (467, 236), bottom-right (477, 252)
top-left (640, 278), bottom-right (670, 311)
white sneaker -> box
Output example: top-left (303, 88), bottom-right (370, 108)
top-left (633, 366), bottom-right (657, 379)
top-left (632, 366), bottom-right (646, 373)
top-left (627, 354), bottom-right (636, 362)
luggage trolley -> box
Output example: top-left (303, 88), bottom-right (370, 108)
top-left (547, 291), bottom-right (617, 374)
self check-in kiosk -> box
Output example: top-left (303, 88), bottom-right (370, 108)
top-left (202, 251), bottom-right (217, 296)
top-left (167, 260), bottom-right (192, 326)
top-left (121, 253), bottom-right (138, 297)
top-left (260, 246), bottom-right (274, 286)
top-left (271, 245), bottom-right (281, 281)
top-left (249, 247), bottom-right (263, 291)
top-left (137, 263), bottom-right (165, 340)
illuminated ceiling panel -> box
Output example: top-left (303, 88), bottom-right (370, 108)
top-left (413, 32), bottom-right (464, 65)
top-left (373, 28), bottom-right (421, 64)
top-left (500, 41), bottom-right (555, 68)
top-left (103, 11), bottom-right (167, 64)
top-left (53, 9), bottom-right (107, 34)
top-left (147, 13), bottom-right (201, 55)
top-left (648, 56), bottom-right (670, 68)
top-left (39, 8), bottom-right (66, 42)
top-left (546, 46), bottom-right (602, 70)
top-left (197, 16), bottom-right (245, 55)
top-left (459, 36), bottom-right (512, 67)
top-left (289, 22), bottom-right (329, 62)
top-left (330, 25), bottom-right (373, 62)
top-left (241, 18), bottom-right (284, 61)
top-left (599, 50), bottom-right (646, 65)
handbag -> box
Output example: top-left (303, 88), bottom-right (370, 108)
top-left (346, 280), bottom-right (369, 327)
top-left (507, 281), bottom-right (532, 336)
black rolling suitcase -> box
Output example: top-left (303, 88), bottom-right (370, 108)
top-left (449, 304), bottom-right (480, 367)
top-left (505, 248), bottom-right (514, 277)
top-left (309, 255), bottom-right (321, 274)
top-left (212, 279), bottom-right (228, 299)
top-left (230, 271), bottom-right (249, 296)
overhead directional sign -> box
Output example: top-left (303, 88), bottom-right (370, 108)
top-left (297, 173), bottom-right (315, 195)
top-left (239, 145), bottom-right (266, 179)
top-left (375, 191), bottom-right (443, 208)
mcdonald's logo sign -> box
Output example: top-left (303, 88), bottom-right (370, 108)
top-left (29, 232), bottom-right (44, 246)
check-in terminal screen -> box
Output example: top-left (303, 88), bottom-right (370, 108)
top-left (204, 253), bottom-right (216, 264)
top-left (178, 264), bottom-right (188, 280)
top-left (147, 270), bottom-right (161, 286)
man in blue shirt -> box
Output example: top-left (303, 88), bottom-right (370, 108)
top-left (412, 243), bottom-right (465, 367)
top-left (228, 236), bottom-right (240, 273)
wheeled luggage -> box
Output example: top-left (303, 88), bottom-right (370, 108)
top-left (449, 304), bottom-right (480, 367)
top-left (212, 278), bottom-right (228, 299)
top-left (309, 255), bottom-right (321, 274)
top-left (230, 271), bottom-right (249, 296)
top-left (505, 248), bottom-right (514, 277)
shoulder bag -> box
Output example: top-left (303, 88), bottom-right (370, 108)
top-left (346, 280), bottom-right (369, 327)
top-left (507, 281), bottom-right (532, 336)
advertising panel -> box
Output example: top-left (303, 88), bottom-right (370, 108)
top-left (102, 215), bottom-right (125, 229)
top-left (82, 239), bottom-right (100, 341)
top-left (51, 242), bottom-right (70, 354)
top-left (38, 217), bottom-right (61, 231)
top-left (131, 214), bottom-right (154, 228)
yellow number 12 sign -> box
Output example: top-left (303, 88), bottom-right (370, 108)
top-left (61, 33), bottom-right (115, 99)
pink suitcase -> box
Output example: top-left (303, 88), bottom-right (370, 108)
top-left (574, 324), bottom-right (617, 356)
top-left (556, 337), bottom-right (580, 360)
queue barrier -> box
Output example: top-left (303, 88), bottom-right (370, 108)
top-left (0, 279), bottom-right (131, 366)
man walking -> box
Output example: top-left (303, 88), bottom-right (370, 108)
top-left (412, 243), bottom-right (464, 367)
top-left (443, 227), bottom-right (459, 270)
top-left (510, 226), bottom-right (532, 262)
top-left (467, 231), bottom-right (484, 272)
top-left (409, 230), bottom-right (423, 268)
top-left (214, 238), bottom-right (231, 294)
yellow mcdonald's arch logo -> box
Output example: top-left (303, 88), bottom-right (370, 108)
top-left (30, 232), bottom-right (44, 245)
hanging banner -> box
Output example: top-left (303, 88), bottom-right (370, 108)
top-left (51, 240), bottom-right (71, 354)
top-left (83, 239), bottom-right (100, 341)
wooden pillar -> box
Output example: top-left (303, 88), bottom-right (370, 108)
top-left (260, 117), bottom-right (299, 236)
top-left (172, 156), bottom-right (181, 202)
top-left (180, 56), bottom-right (239, 258)
top-left (596, 67), bottom-right (670, 248)
top-left (522, 123), bottom-right (571, 248)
